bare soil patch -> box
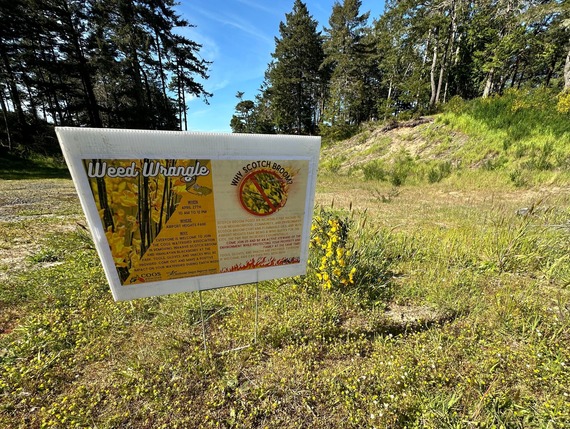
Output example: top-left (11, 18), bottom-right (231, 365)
top-left (0, 179), bottom-right (83, 282)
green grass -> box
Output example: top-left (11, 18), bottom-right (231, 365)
top-left (321, 88), bottom-right (570, 188)
top-left (2, 91), bottom-right (570, 428)
top-left (0, 152), bottom-right (69, 180)
top-left (2, 182), bottom-right (569, 428)
top-left (438, 88), bottom-right (570, 182)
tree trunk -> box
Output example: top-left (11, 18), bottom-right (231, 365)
top-left (140, 66), bottom-right (155, 128)
top-left (0, 88), bottom-right (12, 150)
top-left (483, 68), bottom-right (494, 98)
top-left (435, 40), bottom-right (450, 105)
top-left (439, 0), bottom-right (458, 105)
top-left (61, 1), bottom-right (102, 128)
top-left (182, 78), bottom-right (187, 131)
top-left (509, 57), bottom-right (520, 88)
top-left (564, 45), bottom-right (570, 91)
top-left (0, 43), bottom-right (26, 127)
top-left (155, 30), bottom-right (168, 101)
top-left (429, 33), bottom-right (439, 109)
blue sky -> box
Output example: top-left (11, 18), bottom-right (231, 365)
top-left (177, 0), bottom-right (385, 133)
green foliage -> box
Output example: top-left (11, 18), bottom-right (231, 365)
top-left (230, 95), bottom-right (257, 133)
top-left (320, 123), bottom-right (360, 144)
top-left (390, 150), bottom-right (415, 186)
top-left (0, 152), bottom-right (69, 180)
top-left (322, 0), bottom-right (377, 125)
top-left (262, 0), bottom-right (326, 135)
top-left (305, 208), bottom-right (357, 292)
top-left (438, 88), bottom-right (570, 178)
top-left (304, 207), bottom-right (392, 303)
top-left (1, 0), bottom-right (209, 154)
top-left (361, 159), bottom-right (387, 181)
top-left (443, 96), bottom-right (467, 114)
top-left (509, 168), bottom-right (529, 187)
top-left (321, 156), bottom-right (346, 173)
top-left (427, 161), bottom-right (452, 183)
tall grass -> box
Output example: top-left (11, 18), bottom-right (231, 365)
top-left (0, 152), bottom-right (69, 180)
top-left (439, 88), bottom-right (570, 184)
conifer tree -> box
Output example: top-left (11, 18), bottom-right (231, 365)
top-left (0, 0), bottom-right (210, 153)
top-left (263, 0), bottom-right (326, 135)
top-left (322, 0), bottom-right (375, 125)
top-left (230, 91), bottom-right (256, 133)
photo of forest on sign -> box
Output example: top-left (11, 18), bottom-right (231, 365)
top-left (84, 159), bottom-right (211, 283)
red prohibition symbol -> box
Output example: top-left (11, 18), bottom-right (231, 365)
top-left (239, 169), bottom-right (287, 216)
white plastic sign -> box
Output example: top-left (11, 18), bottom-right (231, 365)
top-left (56, 128), bottom-right (320, 301)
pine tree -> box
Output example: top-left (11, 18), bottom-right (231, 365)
top-left (230, 91), bottom-right (256, 133)
top-left (263, 0), bottom-right (326, 135)
top-left (372, 1), bottom-right (426, 117)
top-left (0, 0), bottom-right (211, 153)
top-left (322, 0), bottom-right (375, 125)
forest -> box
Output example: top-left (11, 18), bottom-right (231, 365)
top-left (231, 0), bottom-right (570, 137)
top-left (1, 0), bottom-right (569, 155)
top-left (0, 0), bottom-right (210, 154)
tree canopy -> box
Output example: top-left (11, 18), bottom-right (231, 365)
top-left (0, 0), bottom-right (210, 154)
top-left (231, 0), bottom-right (569, 136)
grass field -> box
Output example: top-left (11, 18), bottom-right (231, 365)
top-left (1, 91), bottom-right (570, 428)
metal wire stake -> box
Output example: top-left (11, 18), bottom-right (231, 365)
top-left (199, 289), bottom-right (207, 352)
top-left (254, 282), bottom-right (259, 344)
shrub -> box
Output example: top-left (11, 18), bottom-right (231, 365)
top-left (443, 95), bottom-right (465, 114)
top-left (427, 161), bottom-right (452, 183)
top-left (362, 159), bottom-right (387, 181)
top-left (320, 123), bottom-right (360, 144)
top-left (556, 90), bottom-right (570, 114)
top-left (307, 209), bottom-right (354, 291)
top-left (305, 208), bottom-right (391, 300)
top-left (390, 150), bottom-right (415, 186)
top-left (322, 156), bottom-right (345, 173)
top-left (509, 169), bottom-right (528, 187)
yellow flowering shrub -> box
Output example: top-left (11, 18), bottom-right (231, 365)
top-left (304, 208), bottom-right (392, 301)
top-left (307, 209), bottom-right (358, 291)
top-left (556, 90), bottom-right (570, 114)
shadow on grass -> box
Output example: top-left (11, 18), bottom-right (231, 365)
top-left (0, 153), bottom-right (70, 180)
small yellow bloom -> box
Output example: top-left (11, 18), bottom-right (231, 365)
top-left (349, 267), bottom-right (356, 283)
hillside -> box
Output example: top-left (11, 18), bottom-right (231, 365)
top-left (320, 88), bottom-right (570, 188)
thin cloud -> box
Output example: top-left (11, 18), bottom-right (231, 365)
top-left (176, 27), bottom-right (220, 61)
top-left (189, 5), bottom-right (273, 46)
top-left (208, 79), bottom-right (230, 92)
top-left (237, 0), bottom-right (282, 16)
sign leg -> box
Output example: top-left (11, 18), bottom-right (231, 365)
top-left (199, 290), bottom-right (208, 352)
top-left (254, 282), bottom-right (259, 344)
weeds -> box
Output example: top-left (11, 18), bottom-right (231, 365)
top-left (371, 187), bottom-right (400, 203)
top-left (321, 155), bottom-right (346, 173)
top-left (427, 161), bottom-right (452, 183)
top-left (362, 159), bottom-right (387, 181)
top-left (2, 182), bottom-right (570, 428)
top-left (305, 207), bottom-right (391, 302)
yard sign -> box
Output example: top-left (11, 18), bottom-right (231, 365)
top-left (56, 128), bottom-right (320, 301)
